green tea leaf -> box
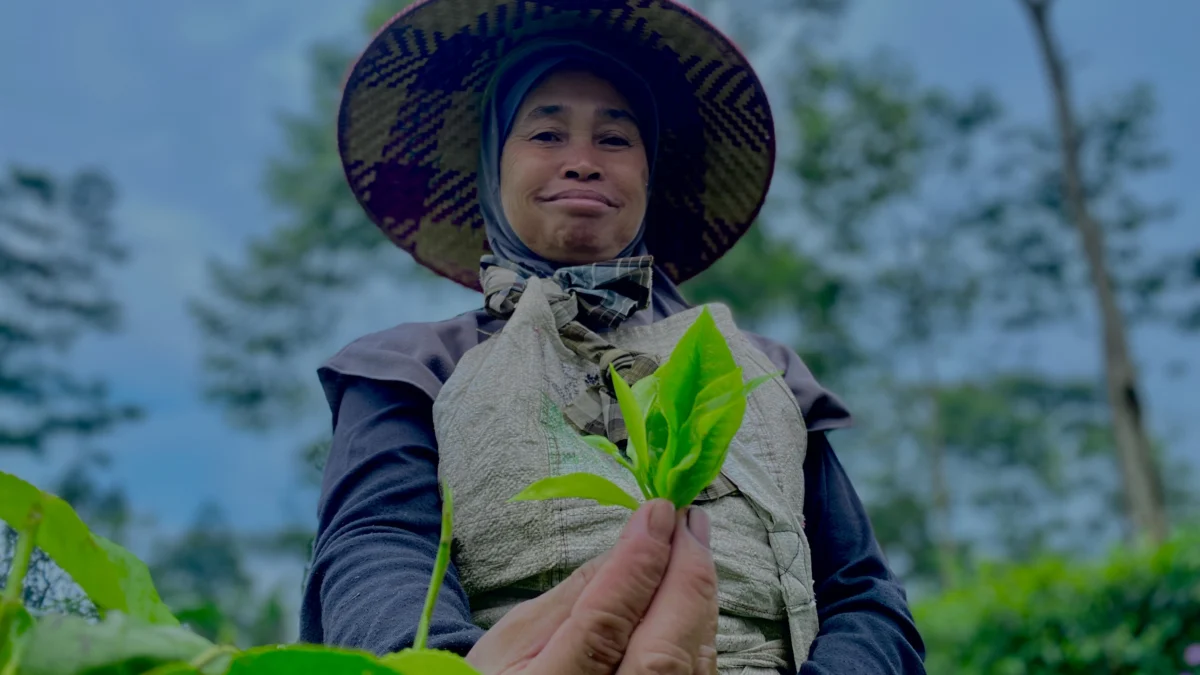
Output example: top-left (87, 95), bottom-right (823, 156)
top-left (608, 364), bottom-right (649, 480)
top-left (669, 394), bottom-right (748, 507)
top-left (382, 648), bottom-right (482, 674)
top-left (225, 645), bottom-right (398, 674)
top-left (0, 603), bottom-right (33, 673)
top-left (660, 369), bottom-right (744, 487)
top-left (742, 371), bottom-right (782, 397)
top-left (653, 308), bottom-right (737, 431)
top-left (630, 373), bottom-right (659, 414)
top-left (96, 536), bottom-right (183, 627)
top-left (510, 474), bottom-right (640, 510)
top-left (0, 472), bottom-right (178, 626)
top-left (143, 664), bottom-right (203, 675)
top-left (18, 612), bottom-right (225, 675)
top-left (582, 435), bottom-right (635, 474)
top-left (644, 404), bottom-right (670, 469)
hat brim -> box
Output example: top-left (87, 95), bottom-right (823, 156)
top-left (339, 0), bottom-right (776, 292)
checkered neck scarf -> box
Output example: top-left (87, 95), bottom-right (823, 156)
top-left (481, 255), bottom-right (661, 445)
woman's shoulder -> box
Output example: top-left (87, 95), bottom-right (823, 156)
top-left (317, 308), bottom-right (503, 407)
top-left (735, 328), bottom-right (854, 433)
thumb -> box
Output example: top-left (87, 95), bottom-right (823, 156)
top-left (618, 506), bottom-right (718, 675)
top-left (532, 499), bottom-right (677, 674)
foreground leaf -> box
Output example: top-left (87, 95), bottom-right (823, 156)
top-left (510, 474), bottom-right (640, 510)
top-left (226, 645), bottom-right (399, 674)
top-left (18, 612), bottom-right (225, 675)
top-left (382, 648), bottom-right (482, 674)
top-left (630, 373), bottom-right (659, 417)
top-left (0, 472), bottom-right (177, 626)
top-left (674, 397), bottom-right (748, 507)
top-left (658, 369), bottom-right (746, 501)
top-left (142, 664), bottom-right (203, 675)
top-left (653, 308), bottom-right (737, 431)
top-left (96, 536), bottom-right (182, 626)
top-left (0, 603), bottom-right (32, 674)
top-left (582, 435), bottom-right (635, 474)
top-left (608, 364), bottom-right (649, 479)
top-left (643, 403), bottom-right (670, 489)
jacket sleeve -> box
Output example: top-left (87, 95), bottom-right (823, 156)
top-left (799, 431), bottom-right (927, 674)
top-left (299, 376), bottom-right (484, 656)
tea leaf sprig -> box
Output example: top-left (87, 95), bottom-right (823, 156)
top-left (512, 308), bottom-right (779, 510)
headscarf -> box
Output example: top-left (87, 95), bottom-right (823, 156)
top-left (476, 38), bottom-right (691, 329)
top-left (475, 39), bottom-right (696, 443)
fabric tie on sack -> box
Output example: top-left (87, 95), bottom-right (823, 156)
top-left (481, 255), bottom-right (660, 444)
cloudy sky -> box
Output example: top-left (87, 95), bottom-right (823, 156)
top-left (1, 1), bottom-right (1197, 551)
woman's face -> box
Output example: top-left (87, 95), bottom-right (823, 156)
top-left (500, 69), bottom-right (650, 265)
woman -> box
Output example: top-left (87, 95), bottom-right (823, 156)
top-left (301, 0), bottom-right (925, 673)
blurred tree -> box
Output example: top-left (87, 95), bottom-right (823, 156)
top-left (779, 50), bottom-right (1008, 586)
top-left (0, 165), bottom-right (140, 454)
top-left (781, 8), bottom-right (1198, 575)
top-left (151, 503), bottom-right (253, 616)
top-left (148, 502), bottom-right (290, 647)
top-left (683, 223), bottom-right (861, 383)
top-left (1003, 0), bottom-right (1190, 543)
top-left (0, 164), bottom-right (140, 617)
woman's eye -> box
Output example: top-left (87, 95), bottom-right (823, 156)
top-left (599, 136), bottom-right (631, 147)
top-left (531, 131), bottom-right (562, 143)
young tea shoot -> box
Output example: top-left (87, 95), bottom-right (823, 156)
top-left (511, 307), bottom-right (780, 510)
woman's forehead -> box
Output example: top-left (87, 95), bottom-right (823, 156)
top-left (518, 70), bottom-right (634, 114)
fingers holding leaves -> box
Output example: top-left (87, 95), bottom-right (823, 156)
top-left (534, 500), bottom-right (677, 674)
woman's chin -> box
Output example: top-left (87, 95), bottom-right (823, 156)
top-left (545, 225), bottom-right (627, 263)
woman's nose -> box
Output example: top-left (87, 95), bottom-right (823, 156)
top-left (561, 143), bottom-right (603, 181)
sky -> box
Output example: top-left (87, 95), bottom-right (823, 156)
top-left (1, 1), bottom-right (1197, 560)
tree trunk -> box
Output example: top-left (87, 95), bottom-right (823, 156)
top-left (1019, 0), bottom-right (1169, 543)
top-left (923, 375), bottom-right (959, 590)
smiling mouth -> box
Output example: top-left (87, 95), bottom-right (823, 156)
top-left (541, 190), bottom-right (617, 207)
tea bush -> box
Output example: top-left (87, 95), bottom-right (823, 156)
top-left (914, 526), bottom-right (1200, 675)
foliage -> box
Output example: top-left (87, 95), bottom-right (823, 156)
top-left (963, 83), bottom-right (1191, 332)
top-left (189, 0), bottom-right (423, 436)
top-left (0, 471), bottom-right (480, 674)
top-left (681, 223), bottom-right (861, 384)
top-left (781, 14), bottom-right (1195, 566)
top-left (144, 503), bottom-right (289, 648)
top-left (914, 526), bottom-right (1200, 675)
top-left (0, 165), bottom-right (141, 454)
top-left (0, 472), bottom-right (176, 626)
top-left (0, 163), bottom-right (145, 625)
top-left (513, 309), bottom-right (778, 510)
top-left (0, 452), bottom-right (136, 620)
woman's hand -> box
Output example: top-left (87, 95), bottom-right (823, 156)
top-left (466, 499), bottom-right (719, 674)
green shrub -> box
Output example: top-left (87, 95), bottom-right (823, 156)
top-left (914, 527), bottom-right (1200, 675)
top-left (0, 470), bottom-right (479, 674)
